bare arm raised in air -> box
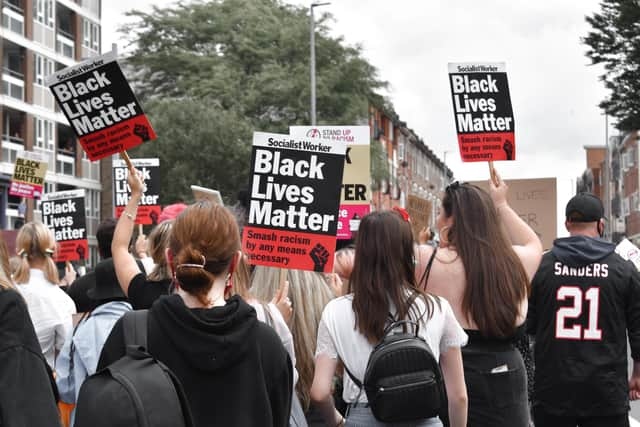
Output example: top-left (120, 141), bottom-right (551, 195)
top-left (112, 165), bottom-right (145, 296)
top-left (489, 171), bottom-right (543, 280)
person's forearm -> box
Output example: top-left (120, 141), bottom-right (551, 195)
top-left (496, 203), bottom-right (541, 248)
top-left (113, 193), bottom-right (142, 253)
top-left (315, 395), bottom-right (343, 426)
top-left (448, 400), bottom-right (468, 427)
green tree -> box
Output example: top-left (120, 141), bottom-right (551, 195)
top-left (584, 0), bottom-right (640, 130)
top-left (129, 99), bottom-right (252, 204)
top-left (120, 0), bottom-right (388, 201)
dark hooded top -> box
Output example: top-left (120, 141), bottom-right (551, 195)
top-left (98, 294), bottom-right (292, 427)
top-left (527, 235), bottom-right (640, 417)
top-left (0, 288), bottom-right (61, 427)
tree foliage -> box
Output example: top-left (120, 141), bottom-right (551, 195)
top-left (129, 99), bottom-right (252, 205)
top-left (584, 0), bottom-right (640, 130)
top-left (120, 0), bottom-right (388, 201)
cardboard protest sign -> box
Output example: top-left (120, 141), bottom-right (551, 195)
top-left (406, 195), bottom-right (432, 241)
top-left (470, 177), bottom-right (556, 249)
top-left (45, 51), bottom-right (156, 161)
top-left (191, 185), bottom-right (224, 206)
top-left (242, 132), bottom-right (346, 273)
top-left (290, 126), bottom-right (370, 240)
top-left (9, 151), bottom-right (48, 199)
top-left (615, 238), bottom-right (640, 271)
top-left (113, 158), bottom-right (161, 225)
top-left (41, 189), bottom-right (87, 262)
top-left (448, 62), bottom-right (515, 162)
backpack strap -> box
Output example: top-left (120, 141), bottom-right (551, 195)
top-left (418, 247), bottom-right (438, 289)
top-left (343, 363), bottom-right (362, 389)
top-left (123, 310), bottom-right (149, 350)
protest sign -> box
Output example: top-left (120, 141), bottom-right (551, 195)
top-left (615, 238), bottom-right (640, 271)
top-left (113, 158), bottom-right (161, 225)
top-left (9, 151), bottom-right (48, 199)
top-left (242, 132), bottom-right (346, 273)
top-left (448, 62), bottom-right (515, 163)
top-left (406, 195), bottom-right (432, 241)
top-left (191, 185), bottom-right (224, 206)
top-left (290, 126), bottom-right (370, 240)
top-left (45, 51), bottom-right (156, 161)
top-left (470, 177), bottom-right (556, 249)
top-left (41, 189), bottom-right (87, 262)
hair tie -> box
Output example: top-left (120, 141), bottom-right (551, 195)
top-left (18, 249), bottom-right (28, 258)
top-left (392, 206), bottom-right (411, 223)
top-left (177, 254), bottom-right (206, 270)
top-left (45, 248), bottom-right (55, 257)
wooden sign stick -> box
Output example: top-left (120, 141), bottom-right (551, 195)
top-left (138, 224), bottom-right (143, 236)
top-left (279, 268), bottom-right (288, 289)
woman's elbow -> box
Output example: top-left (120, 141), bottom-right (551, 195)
top-left (449, 390), bottom-right (468, 410)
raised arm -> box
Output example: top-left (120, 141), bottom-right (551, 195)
top-left (489, 171), bottom-right (543, 280)
top-left (112, 166), bottom-right (145, 296)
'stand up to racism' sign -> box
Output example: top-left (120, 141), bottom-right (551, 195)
top-left (242, 132), bottom-right (346, 273)
top-left (448, 62), bottom-right (515, 162)
top-left (45, 51), bottom-right (156, 161)
top-left (290, 126), bottom-right (370, 240)
top-left (113, 158), bottom-right (161, 224)
top-left (9, 151), bottom-right (48, 199)
top-left (40, 189), bottom-right (87, 262)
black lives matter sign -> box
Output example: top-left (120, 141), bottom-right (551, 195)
top-left (113, 158), bottom-right (161, 225)
top-left (45, 51), bottom-right (156, 161)
top-left (448, 62), bottom-right (515, 162)
top-left (41, 189), bottom-right (87, 262)
top-left (242, 132), bottom-right (346, 273)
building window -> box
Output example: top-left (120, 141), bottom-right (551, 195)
top-left (34, 0), bottom-right (54, 28)
top-left (82, 19), bottom-right (100, 52)
top-left (33, 53), bottom-right (54, 86)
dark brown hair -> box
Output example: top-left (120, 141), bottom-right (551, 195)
top-left (169, 201), bottom-right (240, 305)
top-left (147, 220), bottom-right (173, 282)
top-left (350, 210), bottom-right (434, 343)
top-left (442, 183), bottom-right (529, 338)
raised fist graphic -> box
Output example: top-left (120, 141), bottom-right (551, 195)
top-left (310, 243), bottom-right (330, 272)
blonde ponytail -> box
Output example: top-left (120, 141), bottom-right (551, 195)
top-left (14, 222), bottom-right (60, 285)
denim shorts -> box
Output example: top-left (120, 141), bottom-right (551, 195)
top-left (345, 405), bottom-right (443, 427)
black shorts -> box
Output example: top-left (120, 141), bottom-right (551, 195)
top-left (533, 406), bottom-right (629, 427)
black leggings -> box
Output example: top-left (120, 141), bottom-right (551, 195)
top-left (462, 343), bottom-right (529, 427)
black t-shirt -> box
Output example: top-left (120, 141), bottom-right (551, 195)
top-left (528, 245), bottom-right (640, 416)
top-left (127, 273), bottom-right (172, 310)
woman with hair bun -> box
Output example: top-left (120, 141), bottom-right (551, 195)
top-left (98, 167), bottom-right (293, 427)
top-left (14, 221), bottom-right (76, 369)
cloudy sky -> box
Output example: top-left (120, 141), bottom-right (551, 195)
top-left (102, 0), bottom-right (615, 228)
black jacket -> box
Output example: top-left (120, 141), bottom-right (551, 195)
top-left (527, 235), bottom-right (640, 416)
top-left (97, 294), bottom-right (292, 427)
top-left (0, 288), bottom-right (61, 427)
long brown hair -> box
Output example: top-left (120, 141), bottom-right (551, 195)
top-left (169, 201), bottom-right (240, 306)
top-left (442, 182), bottom-right (528, 338)
top-left (350, 210), bottom-right (434, 343)
top-left (0, 234), bottom-right (13, 289)
top-left (147, 220), bottom-right (173, 282)
top-left (14, 222), bottom-right (59, 284)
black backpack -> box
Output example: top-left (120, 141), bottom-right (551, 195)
top-left (345, 317), bottom-right (447, 423)
top-left (74, 310), bottom-right (194, 427)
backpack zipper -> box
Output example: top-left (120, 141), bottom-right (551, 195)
top-left (378, 377), bottom-right (435, 393)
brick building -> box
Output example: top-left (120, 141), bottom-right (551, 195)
top-left (1, 0), bottom-right (103, 265)
top-left (369, 104), bottom-right (453, 229)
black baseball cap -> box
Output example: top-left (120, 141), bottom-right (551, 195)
top-left (565, 192), bottom-right (604, 222)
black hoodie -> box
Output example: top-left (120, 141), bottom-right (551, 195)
top-left (98, 294), bottom-right (292, 427)
top-left (0, 288), bottom-right (61, 427)
top-left (528, 235), bottom-right (640, 417)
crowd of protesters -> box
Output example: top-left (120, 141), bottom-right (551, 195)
top-left (2, 165), bottom-right (640, 427)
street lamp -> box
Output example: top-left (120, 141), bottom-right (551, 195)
top-left (310, 1), bottom-right (330, 125)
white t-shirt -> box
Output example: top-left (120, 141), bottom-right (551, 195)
top-left (16, 269), bottom-right (77, 369)
top-left (316, 294), bottom-right (467, 403)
